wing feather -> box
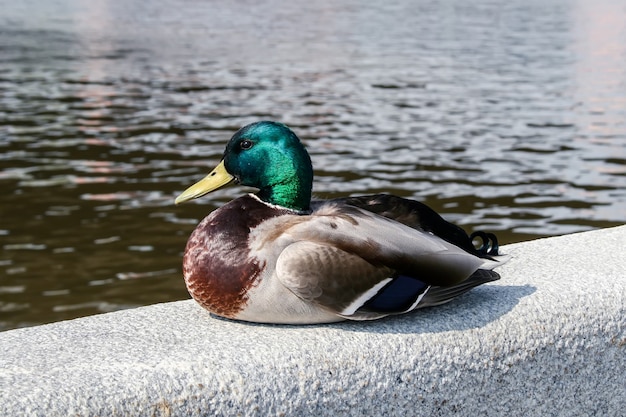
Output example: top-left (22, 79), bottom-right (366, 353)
top-left (273, 205), bottom-right (501, 318)
top-left (283, 205), bottom-right (487, 286)
top-left (276, 241), bottom-right (393, 314)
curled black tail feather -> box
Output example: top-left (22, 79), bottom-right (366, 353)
top-left (470, 231), bottom-right (500, 256)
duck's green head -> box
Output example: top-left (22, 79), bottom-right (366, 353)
top-left (175, 121), bottom-right (313, 212)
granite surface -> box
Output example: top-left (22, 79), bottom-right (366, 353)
top-left (1, 226), bottom-right (625, 416)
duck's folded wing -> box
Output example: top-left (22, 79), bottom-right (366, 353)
top-left (274, 207), bottom-right (498, 318)
top-left (281, 206), bottom-right (490, 286)
top-left (275, 241), bottom-right (396, 317)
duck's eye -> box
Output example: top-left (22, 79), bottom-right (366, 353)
top-left (240, 140), bottom-right (253, 150)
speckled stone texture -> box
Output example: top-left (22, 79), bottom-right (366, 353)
top-left (1, 225), bottom-right (625, 416)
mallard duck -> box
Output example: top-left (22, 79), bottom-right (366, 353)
top-left (175, 121), bottom-right (507, 324)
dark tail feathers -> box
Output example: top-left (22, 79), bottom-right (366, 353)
top-left (418, 269), bottom-right (500, 308)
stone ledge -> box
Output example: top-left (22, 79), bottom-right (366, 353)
top-left (1, 225), bottom-right (625, 416)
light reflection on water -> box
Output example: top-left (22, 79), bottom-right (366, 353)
top-left (1, 0), bottom-right (625, 330)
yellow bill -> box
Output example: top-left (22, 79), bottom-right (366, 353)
top-left (175, 160), bottom-right (235, 204)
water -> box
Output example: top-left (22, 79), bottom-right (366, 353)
top-left (1, 0), bottom-right (625, 331)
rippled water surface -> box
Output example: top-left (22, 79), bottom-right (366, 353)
top-left (1, 0), bottom-right (625, 330)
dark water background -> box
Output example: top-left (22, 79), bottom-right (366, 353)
top-left (1, 0), bottom-right (625, 330)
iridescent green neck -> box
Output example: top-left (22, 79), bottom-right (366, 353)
top-left (256, 175), bottom-right (312, 212)
top-left (253, 147), bottom-right (313, 211)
